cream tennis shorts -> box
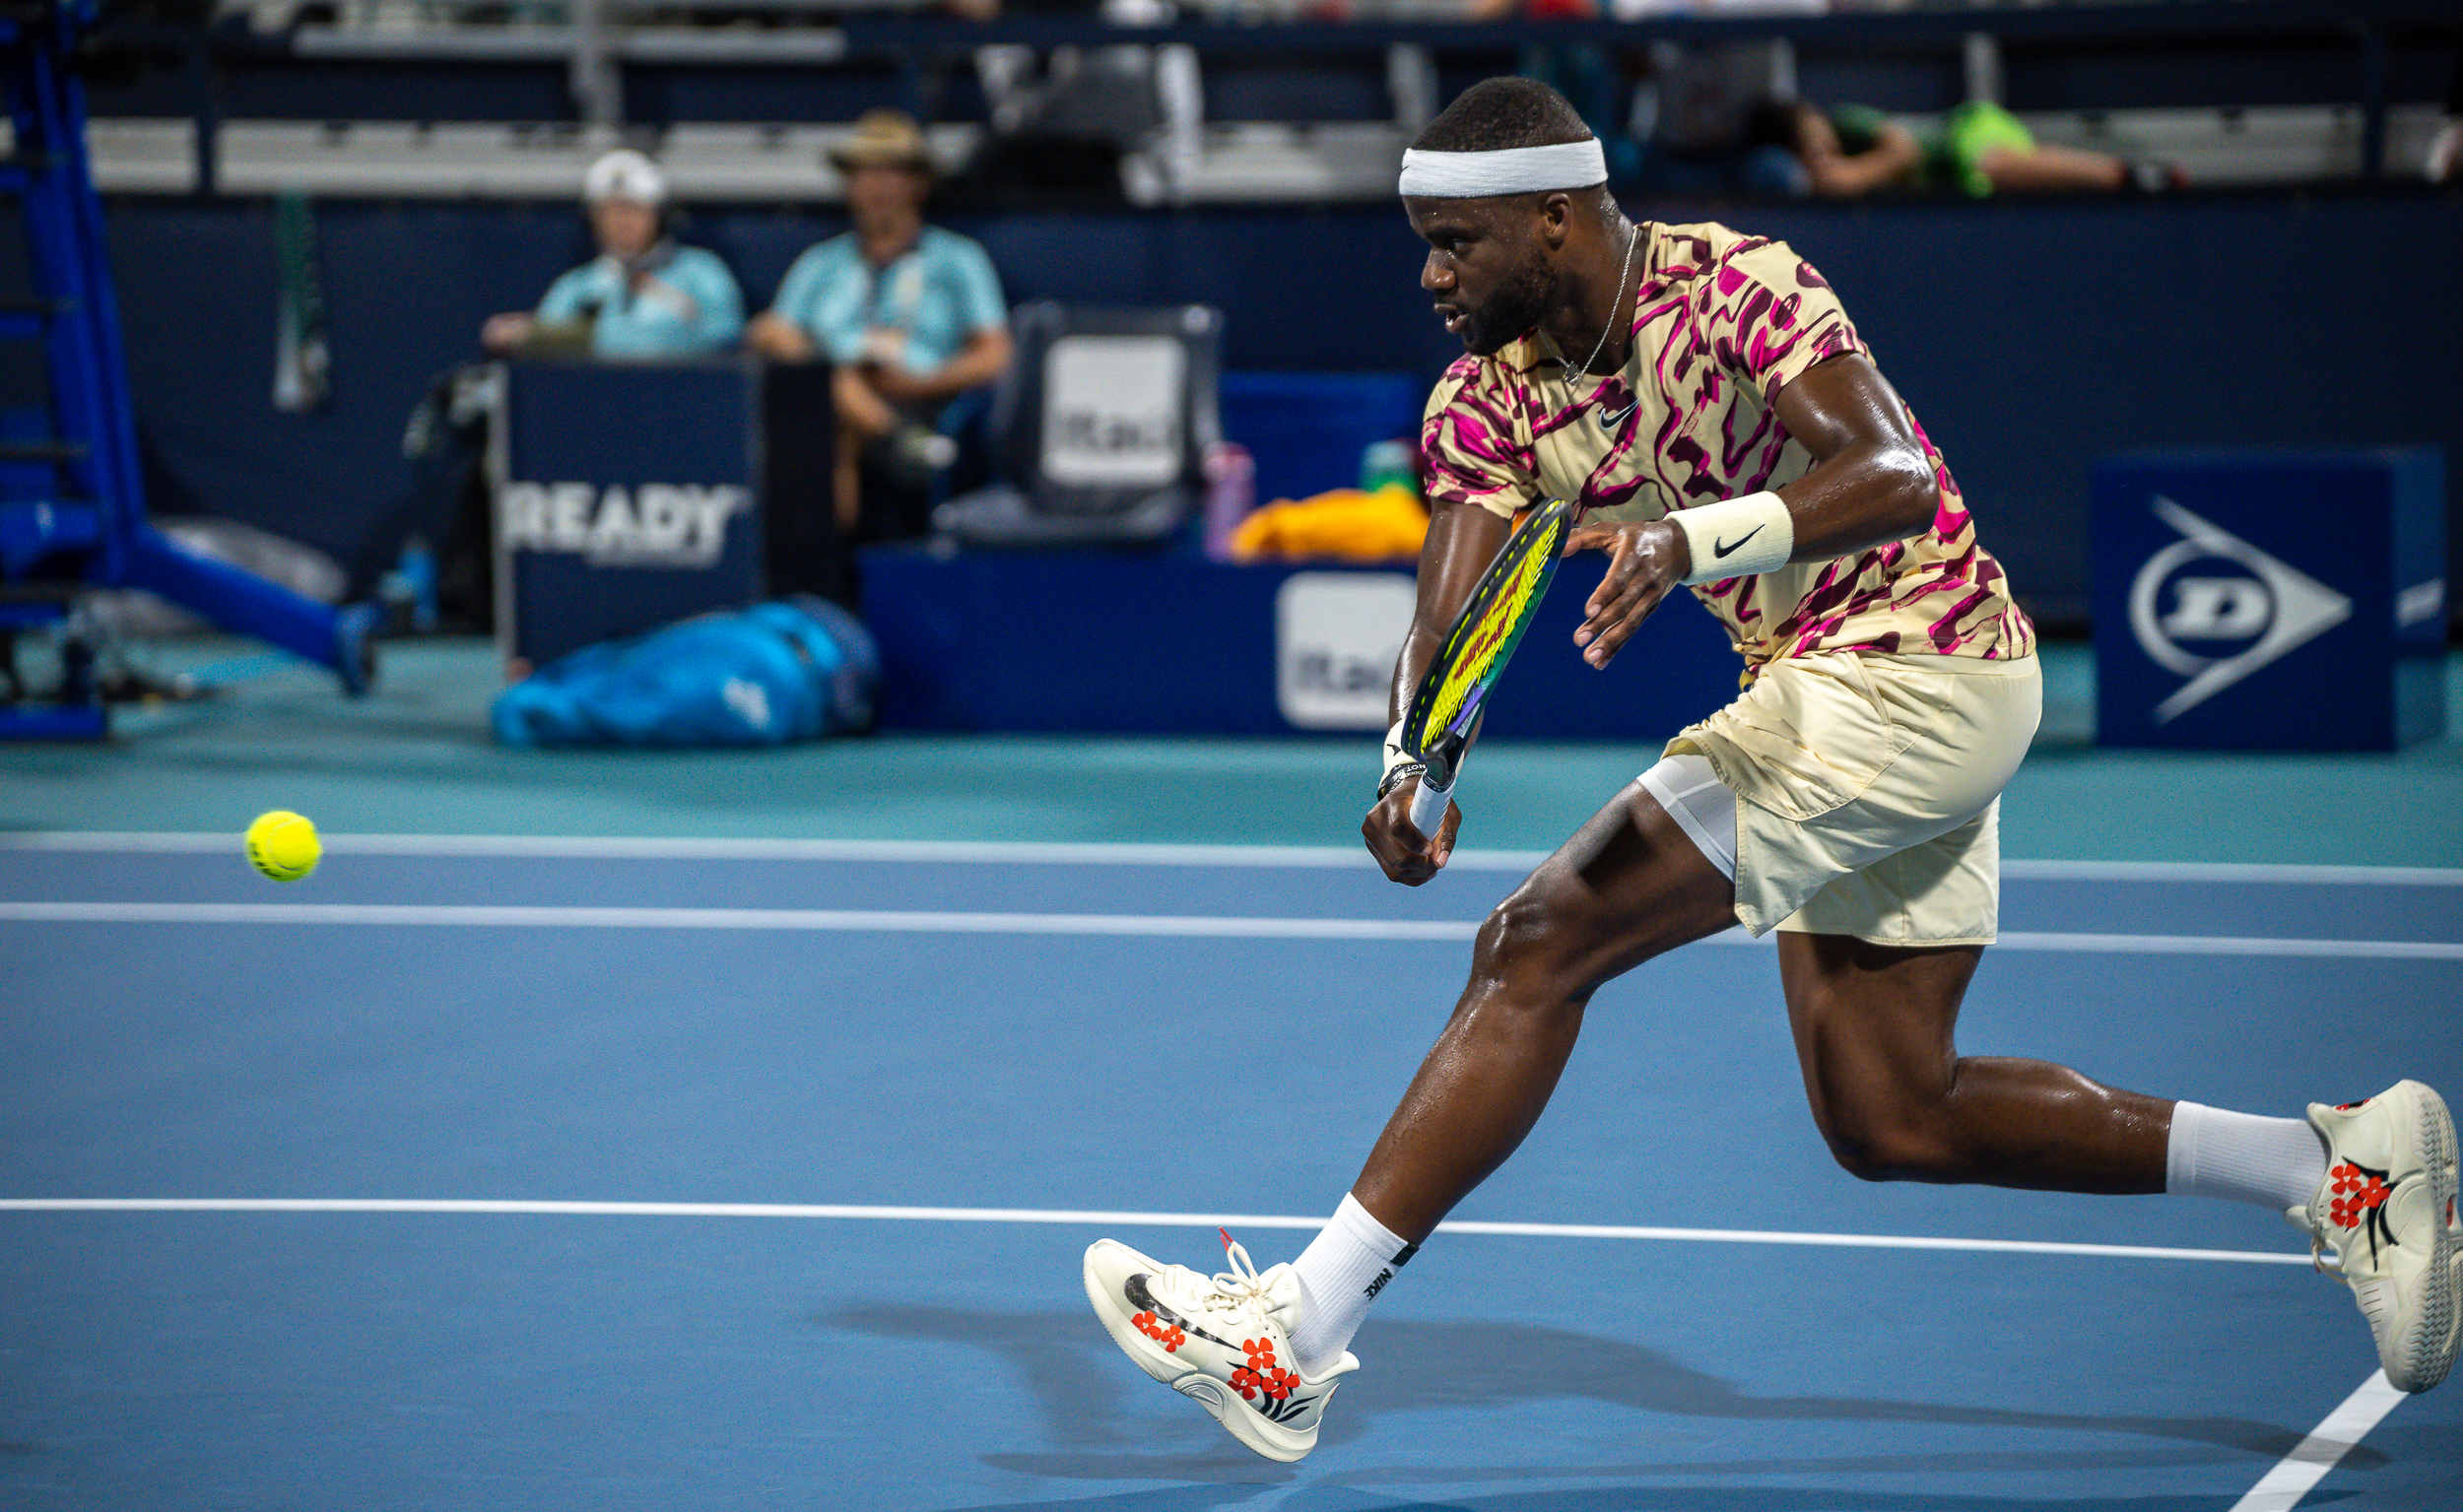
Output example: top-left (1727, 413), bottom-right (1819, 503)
top-left (1665, 650), bottom-right (2042, 946)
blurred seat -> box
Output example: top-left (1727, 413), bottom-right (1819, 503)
top-left (934, 301), bottom-right (1222, 550)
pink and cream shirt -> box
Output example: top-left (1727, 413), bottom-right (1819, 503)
top-left (1421, 219), bottom-right (2033, 668)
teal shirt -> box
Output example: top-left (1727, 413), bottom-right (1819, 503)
top-left (768, 226), bottom-right (1008, 373)
top-left (535, 244), bottom-right (745, 359)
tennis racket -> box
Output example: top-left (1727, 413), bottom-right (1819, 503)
top-left (1400, 495), bottom-right (1578, 837)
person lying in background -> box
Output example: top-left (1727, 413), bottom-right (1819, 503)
top-left (746, 111), bottom-right (1014, 542)
top-left (480, 151), bottom-right (745, 359)
top-left (1751, 99), bottom-right (2183, 199)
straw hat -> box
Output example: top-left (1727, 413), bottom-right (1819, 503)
top-left (828, 110), bottom-right (934, 176)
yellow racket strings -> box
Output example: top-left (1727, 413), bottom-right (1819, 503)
top-left (1416, 530), bottom-right (1556, 752)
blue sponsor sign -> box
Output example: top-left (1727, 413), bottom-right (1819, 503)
top-left (2092, 448), bottom-right (2444, 751)
top-left (859, 545), bottom-right (1739, 738)
top-left (493, 359), bottom-right (768, 671)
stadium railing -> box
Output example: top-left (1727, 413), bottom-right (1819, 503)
top-left (64, 0), bottom-right (2462, 198)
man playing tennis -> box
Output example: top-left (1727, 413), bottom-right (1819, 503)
top-left (1085, 78), bottom-right (2458, 1462)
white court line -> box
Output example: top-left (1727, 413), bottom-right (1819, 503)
top-left (0, 1197), bottom-right (2311, 1266)
top-left (2229, 1370), bottom-right (2407, 1512)
top-left (0, 901), bottom-right (1481, 941)
top-left (3, 832), bottom-right (1435, 868)
top-left (2, 900), bottom-right (2459, 960)
top-left (2, 832), bottom-right (2458, 886)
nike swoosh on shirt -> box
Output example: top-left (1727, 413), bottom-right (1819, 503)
top-left (1712, 525), bottom-right (1765, 559)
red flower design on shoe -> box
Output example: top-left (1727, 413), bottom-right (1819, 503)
top-left (1242, 1339), bottom-right (1277, 1372)
top-left (1265, 1366), bottom-right (1296, 1400)
top-left (2327, 1164), bottom-right (2395, 1228)
top-left (1132, 1310), bottom-right (1158, 1335)
top-left (1228, 1367), bottom-right (1260, 1401)
top-left (1159, 1325), bottom-right (1185, 1352)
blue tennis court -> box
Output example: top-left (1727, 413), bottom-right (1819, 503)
top-left (5, 828), bottom-right (2458, 1510)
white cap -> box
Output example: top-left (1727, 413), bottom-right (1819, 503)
top-left (583, 149), bottom-right (667, 207)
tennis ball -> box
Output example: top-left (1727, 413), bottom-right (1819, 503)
top-left (244, 811), bottom-right (321, 883)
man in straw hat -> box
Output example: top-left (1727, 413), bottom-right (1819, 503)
top-left (749, 110), bottom-right (1012, 540)
top-left (1079, 77), bottom-right (2457, 1464)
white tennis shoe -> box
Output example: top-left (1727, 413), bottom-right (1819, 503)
top-left (1083, 1232), bottom-right (1357, 1463)
top-left (2290, 1080), bottom-right (2463, 1392)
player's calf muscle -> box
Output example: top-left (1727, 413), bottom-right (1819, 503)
top-left (1808, 1057), bottom-right (2171, 1190)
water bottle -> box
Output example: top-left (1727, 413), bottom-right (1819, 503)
top-left (1202, 441), bottom-right (1256, 561)
top-left (1360, 438), bottom-right (1419, 496)
top-left (399, 535), bottom-right (437, 634)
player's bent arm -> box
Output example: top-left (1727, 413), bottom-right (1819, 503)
top-left (1762, 353), bottom-right (1937, 561)
top-left (1565, 354), bottom-right (1935, 667)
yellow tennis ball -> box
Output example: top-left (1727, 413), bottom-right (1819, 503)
top-left (245, 811), bottom-right (321, 883)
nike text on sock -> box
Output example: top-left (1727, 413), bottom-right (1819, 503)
top-left (1288, 1193), bottom-right (1415, 1377)
top-left (2166, 1100), bottom-right (2329, 1212)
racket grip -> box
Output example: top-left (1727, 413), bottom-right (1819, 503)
top-left (1408, 771), bottom-right (1453, 839)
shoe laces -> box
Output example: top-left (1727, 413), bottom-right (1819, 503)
top-left (1170, 1228), bottom-right (1280, 1324)
top-left (2295, 1207), bottom-right (2348, 1276)
top-left (2309, 1229), bottom-right (2346, 1276)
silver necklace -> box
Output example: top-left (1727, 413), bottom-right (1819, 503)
top-left (1556, 219), bottom-right (1637, 383)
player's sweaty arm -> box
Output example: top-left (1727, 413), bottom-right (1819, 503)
top-left (1565, 352), bottom-right (1937, 668)
top-left (1363, 493), bottom-right (1514, 886)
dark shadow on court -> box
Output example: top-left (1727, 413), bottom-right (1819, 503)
top-left (831, 1305), bottom-right (2340, 1489)
top-left (926, 1479), bottom-right (2355, 1512)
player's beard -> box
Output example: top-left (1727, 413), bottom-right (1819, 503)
top-left (1457, 258), bottom-right (1556, 358)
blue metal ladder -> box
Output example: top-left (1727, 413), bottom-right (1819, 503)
top-left (0, 0), bottom-right (373, 738)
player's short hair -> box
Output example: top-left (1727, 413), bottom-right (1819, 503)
top-left (1411, 78), bottom-right (1593, 156)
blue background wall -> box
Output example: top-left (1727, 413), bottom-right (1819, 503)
top-left (75, 189), bottom-right (2463, 626)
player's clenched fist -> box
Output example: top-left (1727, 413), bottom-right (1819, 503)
top-left (1363, 778), bottom-right (1459, 886)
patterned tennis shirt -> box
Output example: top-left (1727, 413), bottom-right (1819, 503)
top-left (1422, 219), bottom-right (2033, 668)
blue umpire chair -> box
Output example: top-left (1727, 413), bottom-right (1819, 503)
top-left (0, 0), bottom-right (375, 738)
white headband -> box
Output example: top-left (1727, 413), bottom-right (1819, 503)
top-left (1397, 139), bottom-right (1608, 198)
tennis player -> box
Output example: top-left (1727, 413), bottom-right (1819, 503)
top-left (1085, 78), bottom-right (2458, 1461)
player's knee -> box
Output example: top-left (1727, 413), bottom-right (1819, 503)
top-left (1816, 1100), bottom-right (1958, 1183)
top-left (1473, 886), bottom-right (1594, 995)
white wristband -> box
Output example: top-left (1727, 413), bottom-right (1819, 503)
top-left (1672, 491), bottom-right (1793, 584)
top-left (1382, 719), bottom-right (1412, 780)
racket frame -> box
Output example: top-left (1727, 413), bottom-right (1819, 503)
top-left (1398, 495), bottom-right (1577, 836)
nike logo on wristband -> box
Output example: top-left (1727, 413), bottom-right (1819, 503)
top-left (1712, 525), bottom-right (1765, 559)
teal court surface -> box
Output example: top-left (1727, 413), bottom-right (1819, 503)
top-left (3, 638), bottom-right (2460, 1510)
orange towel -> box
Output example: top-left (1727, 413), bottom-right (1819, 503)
top-left (1229, 484), bottom-right (1429, 562)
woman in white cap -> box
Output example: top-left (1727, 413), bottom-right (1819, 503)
top-left (481, 150), bottom-right (744, 360)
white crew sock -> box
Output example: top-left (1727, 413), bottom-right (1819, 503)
top-left (2166, 1100), bottom-right (2328, 1212)
top-left (1287, 1193), bottom-right (1416, 1377)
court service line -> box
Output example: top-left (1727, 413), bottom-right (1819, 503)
top-left (2, 900), bottom-right (2459, 960)
top-left (3, 831), bottom-right (2458, 887)
top-left (0, 1198), bottom-right (2312, 1267)
top-left (2229, 1370), bottom-right (2406, 1512)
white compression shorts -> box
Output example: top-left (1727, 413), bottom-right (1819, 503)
top-left (1638, 753), bottom-right (1737, 879)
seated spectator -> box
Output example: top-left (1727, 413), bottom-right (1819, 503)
top-left (746, 111), bottom-right (1014, 541)
top-left (1753, 99), bottom-right (2181, 198)
top-left (481, 151), bottom-right (745, 359)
